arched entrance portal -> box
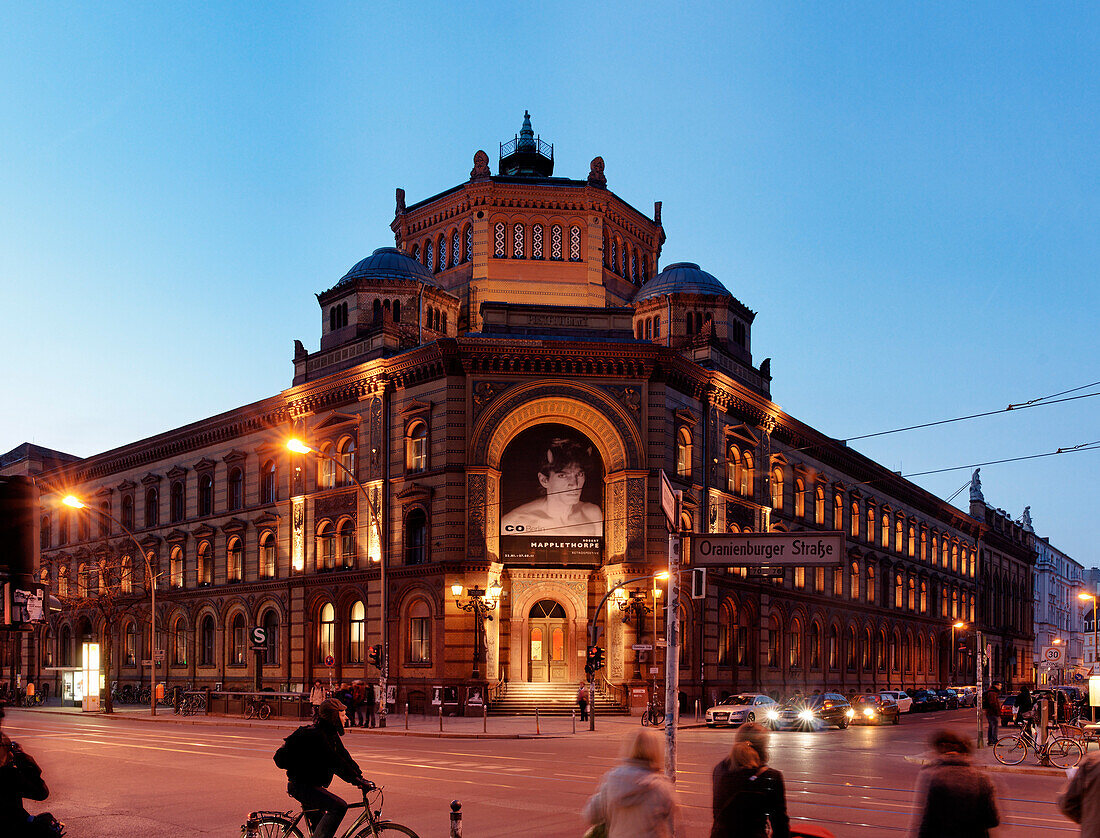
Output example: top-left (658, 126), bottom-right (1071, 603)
top-left (528, 600), bottom-right (568, 682)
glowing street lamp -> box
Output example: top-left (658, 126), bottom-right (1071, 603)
top-left (951, 621), bottom-right (966, 678)
top-left (1081, 592), bottom-right (1098, 722)
top-left (450, 583), bottom-right (502, 679)
top-left (62, 494), bottom-right (160, 716)
top-left (286, 438), bottom-right (389, 726)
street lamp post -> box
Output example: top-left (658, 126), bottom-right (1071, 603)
top-left (287, 438), bottom-right (389, 726)
top-left (62, 495), bottom-right (160, 716)
top-left (951, 621), bottom-right (966, 680)
top-left (1080, 592), bottom-right (1097, 722)
top-left (586, 571), bottom-right (669, 731)
top-left (450, 584), bottom-right (502, 680)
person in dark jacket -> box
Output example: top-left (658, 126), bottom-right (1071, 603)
top-left (0, 701), bottom-right (51, 836)
top-left (982, 683), bottom-right (1001, 745)
top-left (911, 730), bottom-right (999, 838)
top-left (275, 697), bottom-right (371, 838)
top-left (1016, 687), bottom-right (1034, 727)
top-left (710, 722), bottom-right (789, 838)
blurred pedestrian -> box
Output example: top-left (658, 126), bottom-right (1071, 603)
top-left (310, 680), bottom-right (326, 719)
top-left (710, 722), bottom-right (789, 838)
top-left (1059, 745), bottom-right (1100, 835)
top-left (982, 682), bottom-right (1002, 745)
top-left (349, 681), bottom-right (365, 728)
top-left (911, 730), bottom-right (999, 838)
top-left (577, 684), bottom-right (589, 721)
top-left (1016, 686), bottom-right (1034, 728)
top-left (0, 701), bottom-right (55, 837)
top-left (364, 683), bottom-right (377, 728)
top-left (583, 728), bottom-right (677, 838)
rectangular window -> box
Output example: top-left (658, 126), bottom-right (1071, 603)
top-left (410, 617), bottom-right (430, 663)
top-left (349, 614), bottom-right (365, 664)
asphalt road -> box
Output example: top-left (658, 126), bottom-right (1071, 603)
top-left (3, 708), bottom-right (1082, 837)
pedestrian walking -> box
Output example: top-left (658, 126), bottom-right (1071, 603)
top-left (583, 728), bottom-right (678, 838)
top-left (349, 681), bottom-right (366, 728)
top-left (1060, 747), bottom-right (1100, 836)
top-left (710, 722), bottom-right (789, 838)
top-left (1015, 686), bottom-right (1034, 727)
top-left (982, 682), bottom-right (1001, 745)
top-left (364, 683), bottom-right (377, 728)
top-left (911, 730), bottom-right (999, 838)
top-left (309, 679), bottom-right (326, 719)
top-left (577, 683), bottom-right (589, 722)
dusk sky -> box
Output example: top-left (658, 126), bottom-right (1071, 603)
top-left (3, 3), bottom-right (1096, 564)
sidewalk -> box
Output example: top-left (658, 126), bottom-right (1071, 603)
top-left (13, 702), bottom-right (677, 740)
top-left (904, 742), bottom-right (1082, 777)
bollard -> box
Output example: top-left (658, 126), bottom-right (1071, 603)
top-left (695, 699), bottom-right (701, 722)
top-left (483, 702), bottom-right (487, 733)
top-left (572, 708), bottom-right (576, 734)
top-left (536, 707), bottom-right (540, 735)
top-left (440, 705), bottom-right (444, 732)
top-left (449, 800), bottom-right (462, 838)
top-left (405, 702), bottom-right (409, 730)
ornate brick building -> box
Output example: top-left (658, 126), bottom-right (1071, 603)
top-left (31, 114), bottom-right (999, 711)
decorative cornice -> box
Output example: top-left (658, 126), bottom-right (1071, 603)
top-left (140, 472), bottom-right (162, 486)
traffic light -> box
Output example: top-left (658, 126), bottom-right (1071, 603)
top-left (585, 645), bottom-right (605, 675)
top-left (368, 644), bottom-right (382, 669)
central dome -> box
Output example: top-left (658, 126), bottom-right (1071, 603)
top-left (633, 262), bottom-right (729, 302)
top-left (338, 247), bottom-right (437, 287)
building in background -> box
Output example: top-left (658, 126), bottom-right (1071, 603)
top-left (23, 115), bottom-right (1026, 713)
top-left (1027, 507), bottom-right (1084, 685)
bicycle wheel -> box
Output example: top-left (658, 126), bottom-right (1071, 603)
top-left (245, 704), bottom-right (257, 720)
top-left (1047, 737), bottom-right (1084, 769)
top-left (350, 821), bottom-right (420, 838)
top-left (640, 710), bottom-right (650, 726)
top-left (651, 710), bottom-right (665, 726)
top-left (258, 703), bottom-right (272, 720)
top-left (247, 815), bottom-right (305, 838)
top-left (993, 735), bottom-right (1028, 765)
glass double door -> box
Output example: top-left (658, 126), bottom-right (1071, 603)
top-left (528, 600), bottom-right (568, 682)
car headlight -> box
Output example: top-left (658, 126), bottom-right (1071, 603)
top-left (766, 709), bottom-right (780, 721)
top-left (863, 708), bottom-right (875, 717)
top-left (846, 708), bottom-right (856, 718)
top-left (798, 709), bottom-right (815, 721)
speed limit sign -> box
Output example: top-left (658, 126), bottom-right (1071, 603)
top-left (1042, 645), bottom-right (1064, 664)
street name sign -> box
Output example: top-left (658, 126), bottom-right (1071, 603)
top-left (692, 532), bottom-right (845, 567)
top-left (632, 644), bottom-right (654, 651)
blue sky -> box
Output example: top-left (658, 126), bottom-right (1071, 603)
top-left (2, 2), bottom-right (1096, 564)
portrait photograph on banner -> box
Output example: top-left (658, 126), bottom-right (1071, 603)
top-left (499, 423), bottom-right (604, 564)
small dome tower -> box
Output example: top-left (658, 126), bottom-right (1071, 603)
top-left (499, 111), bottom-right (554, 177)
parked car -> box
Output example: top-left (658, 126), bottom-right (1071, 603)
top-left (705, 693), bottom-right (778, 728)
top-left (934, 689), bottom-right (961, 710)
top-left (852, 693), bottom-right (901, 725)
top-left (949, 686), bottom-right (978, 708)
top-left (999, 695), bottom-right (1019, 725)
top-left (880, 690), bottom-right (913, 713)
top-left (765, 693), bottom-right (855, 730)
top-left (910, 689), bottom-right (945, 712)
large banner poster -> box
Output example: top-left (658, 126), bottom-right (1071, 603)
top-left (500, 424), bottom-right (604, 564)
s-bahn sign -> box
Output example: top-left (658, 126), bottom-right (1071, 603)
top-left (691, 532), bottom-right (845, 567)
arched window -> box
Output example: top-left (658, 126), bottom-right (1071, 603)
top-left (120, 555), bottom-right (132, 594)
top-left (793, 478), bottom-right (804, 517)
top-left (846, 626), bottom-right (857, 670)
top-left (866, 564), bottom-right (876, 605)
top-left (550, 224), bottom-right (563, 260)
top-left (119, 494), bottom-right (133, 530)
top-left (410, 243), bottom-right (420, 263)
top-left (200, 615), bottom-right (215, 666)
top-left (318, 443), bottom-right (337, 489)
top-left (198, 474), bottom-right (213, 517)
top-left (262, 609), bottom-right (279, 666)
top-left (197, 541), bottom-right (212, 586)
top-left (59, 625), bottom-right (73, 667)
top-left (404, 508), bottom-right (427, 565)
top-left (676, 428), bottom-right (692, 478)
top-left (931, 535), bottom-right (939, 567)
top-left (920, 580), bottom-right (928, 614)
top-left (172, 616), bottom-right (187, 665)
top-left (880, 513), bottom-right (889, 548)
top-left (741, 453), bottom-right (754, 497)
top-left (726, 446), bottom-right (740, 494)
top-left (609, 237), bottom-right (617, 272)
top-left (850, 502), bottom-right (860, 538)
top-left (815, 486), bottom-right (825, 525)
top-left (718, 603), bottom-right (734, 666)
top-left (317, 522), bottom-right (336, 571)
top-left (259, 531), bottom-right (276, 579)
top-left (123, 621), bottom-right (136, 666)
top-left (145, 487), bottom-right (159, 528)
top-left (908, 577), bottom-right (916, 610)
top-left (494, 222), bottom-right (506, 257)
top-left (425, 239), bottom-right (434, 272)
top-left (337, 437), bottom-right (355, 486)
top-left (437, 234), bottom-right (447, 271)
top-left (866, 507), bottom-right (875, 543)
top-left (170, 546), bottom-right (184, 589)
top-left (809, 622), bottom-right (821, 669)
top-left (951, 543), bottom-right (959, 573)
top-left (349, 601), bottom-right (366, 664)
top-left (895, 517), bottom-right (904, 552)
top-left (862, 628), bottom-right (873, 670)
top-left (77, 563), bottom-right (88, 597)
top-left (318, 603), bottom-right (335, 664)
top-left (832, 565), bottom-right (843, 597)
top-left (170, 482), bottom-right (185, 523)
top-left (850, 562), bottom-right (860, 600)
top-left (373, 298), bottom-right (383, 323)
top-left (789, 618), bottom-right (803, 669)
top-left (463, 224), bottom-right (472, 262)
top-left (828, 625), bottom-right (839, 669)
top-left (260, 460), bottom-right (277, 504)
top-left (908, 525), bottom-right (916, 557)
top-left (569, 225), bottom-right (582, 261)
top-left (894, 572), bottom-right (903, 608)
top-left (58, 565), bottom-right (69, 598)
top-left (834, 494), bottom-right (844, 530)
top-left (889, 632), bottom-right (899, 672)
top-left (942, 540), bottom-right (949, 568)
top-left (409, 599), bottom-right (431, 663)
top-left (452, 231), bottom-right (461, 267)
top-left (406, 421), bottom-right (428, 473)
top-left (227, 536), bottom-right (242, 582)
top-left (767, 615), bottom-right (781, 668)
top-left (338, 519), bottom-right (355, 569)
top-left (230, 613), bottom-right (246, 666)
top-left (920, 529), bottom-right (928, 561)
top-left (40, 516), bottom-right (50, 550)
top-left (512, 223), bottom-right (525, 258)
top-left (532, 224), bottom-right (543, 259)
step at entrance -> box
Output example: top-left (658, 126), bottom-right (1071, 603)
top-left (489, 682), bottom-right (629, 716)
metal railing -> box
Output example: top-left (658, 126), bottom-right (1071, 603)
top-left (499, 136), bottom-right (553, 161)
top-left (597, 676), bottom-right (628, 709)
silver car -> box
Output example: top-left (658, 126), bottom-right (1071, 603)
top-left (705, 693), bottom-right (777, 727)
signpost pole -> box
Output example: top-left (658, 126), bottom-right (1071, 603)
top-left (664, 531), bottom-right (680, 781)
top-left (976, 629), bottom-right (984, 747)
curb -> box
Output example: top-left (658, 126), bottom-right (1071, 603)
top-left (902, 753), bottom-right (1069, 777)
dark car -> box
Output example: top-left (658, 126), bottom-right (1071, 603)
top-left (852, 693), bottom-right (900, 725)
top-left (999, 695), bottom-right (1019, 725)
top-left (766, 693), bottom-right (855, 730)
top-left (910, 689), bottom-right (945, 712)
top-left (935, 689), bottom-right (960, 710)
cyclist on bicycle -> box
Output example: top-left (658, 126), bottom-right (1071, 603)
top-left (274, 697), bottom-right (373, 838)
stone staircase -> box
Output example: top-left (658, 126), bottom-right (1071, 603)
top-left (489, 681), bottom-right (629, 716)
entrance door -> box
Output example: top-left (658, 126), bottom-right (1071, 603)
top-left (528, 600), bottom-right (568, 682)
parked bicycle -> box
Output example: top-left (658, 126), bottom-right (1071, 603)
top-left (245, 696), bottom-right (273, 721)
top-left (242, 783), bottom-right (419, 837)
top-left (173, 693), bottom-right (206, 716)
top-left (640, 697), bottom-right (665, 727)
top-left (993, 721), bottom-right (1083, 768)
